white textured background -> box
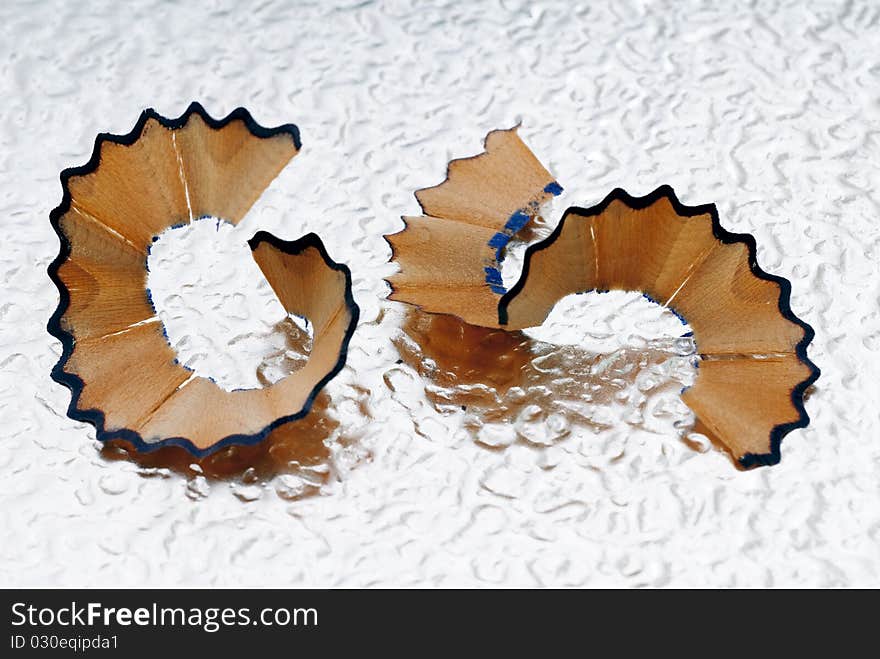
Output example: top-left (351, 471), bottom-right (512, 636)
top-left (1, 0), bottom-right (878, 587)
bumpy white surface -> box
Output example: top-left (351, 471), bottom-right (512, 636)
top-left (1, 0), bottom-right (878, 587)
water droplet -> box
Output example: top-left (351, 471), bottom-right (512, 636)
top-left (186, 475), bottom-right (210, 500)
top-left (637, 375), bottom-right (657, 392)
top-left (477, 423), bottom-right (516, 448)
top-left (232, 483), bottom-right (263, 502)
top-left (537, 446), bottom-right (563, 469)
top-left (74, 486), bottom-right (94, 506)
top-left (136, 466), bottom-right (171, 478)
top-left (674, 336), bottom-right (696, 356)
top-left (480, 466), bottom-right (526, 499)
top-left (275, 474), bottom-right (319, 501)
top-left (98, 473), bottom-right (129, 495)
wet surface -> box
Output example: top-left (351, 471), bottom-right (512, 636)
top-left (148, 217), bottom-right (316, 391)
top-left (1, 0), bottom-right (878, 586)
top-left (394, 299), bottom-right (698, 451)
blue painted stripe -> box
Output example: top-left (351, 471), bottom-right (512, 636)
top-left (504, 210), bottom-right (531, 233)
top-left (484, 267), bottom-right (503, 285)
top-left (483, 185), bottom-right (562, 293)
top-left (488, 232), bottom-right (510, 260)
top-left (488, 232), bottom-right (510, 248)
top-left (544, 181), bottom-right (563, 196)
top-left (670, 307), bottom-right (688, 325)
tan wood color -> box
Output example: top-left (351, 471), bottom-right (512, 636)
top-left (66, 117), bottom-right (190, 251)
top-left (173, 113), bottom-right (299, 223)
top-left (413, 126), bottom-right (556, 229)
top-left (681, 356), bottom-right (813, 461)
top-left (386, 126), bottom-right (557, 327)
top-left (132, 239), bottom-right (354, 450)
top-left (500, 190), bottom-right (814, 463)
top-left (55, 107), bottom-right (356, 453)
top-left (385, 128), bottom-right (816, 466)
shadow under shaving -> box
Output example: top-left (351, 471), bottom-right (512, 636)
top-left (101, 316), bottom-right (348, 496)
top-left (394, 307), bottom-right (710, 459)
top-left (103, 391), bottom-right (337, 479)
top-left (253, 315), bottom-right (313, 388)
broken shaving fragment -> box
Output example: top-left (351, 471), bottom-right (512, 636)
top-left (385, 125), bottom-right (562, 327)
top-left (386, 132), bottom-right (818, 467)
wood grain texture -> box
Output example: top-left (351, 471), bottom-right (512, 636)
top-left (55, 206), bottom-right (154, 339)
top-left (499, 186), bottom-right (818, 466)
top-left (139, 234), bottom-right (357, 450)
top-left (501, 214), bottom-right (597, 330)
top-left (681, 356), bottom-right (814, 463)
top-left (501, 189), bottom-right (807, 355)
top-left (414, 126), bottom-right (555, 228)
top-left (387, 215), bottom-right (502, 328)
top-left (590, 196), bottom-right (717, 301)
top-left (386, 126), bottom-right (559, 327)
top-left (173, 112), bottom-right (300, 223)
top-left (249, 234), bottom-right (357, 420)
top-left (66, 117), bottom-right (189, 249)
top-left (50, 104), bottom-right (355, 456)
top-left (670, 241), bottom-right (806, 355)
top-left (63, 321), bottom-right (191, 434)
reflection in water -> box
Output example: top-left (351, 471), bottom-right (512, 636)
top-left (103, 392), bottom-right (341, 499)
top-left (254, 316), bottom-right (313, 388)
top-left (101, 316), bottom-right (361, 500)
top-left (147, 218), bottom-right (317, 392)
top-left (396, 310), bottom-right (533, 392)
top-left (394, 307), bottom-right (707, 458)
top-left (102, 292), bottom-right (713, 499)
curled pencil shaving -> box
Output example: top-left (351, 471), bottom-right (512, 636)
top-left (500, 186), bottom-right (819, 467)
top-left (385, 127), bottom-right (818, 467)
top-left (385, 125), bottom-right (562, 328)
top-left (48, 103), bottom-right (359, 457)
